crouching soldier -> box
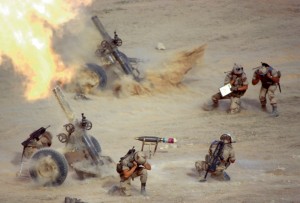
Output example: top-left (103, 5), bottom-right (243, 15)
top-left (115, 149), bottom-right (151, 196)
top-left (195, 133), bottom-right (235, 181)
top-left (22, 128), bottom-right (52, 159)
top-left (204, 63), bottom-right (248, 114)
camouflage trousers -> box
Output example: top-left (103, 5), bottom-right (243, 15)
top-left (212, 92), bottom-right (241, 114)
top-left (120, 168), bottom-right (148, 196)
top-left (195, 155), bottom-right (227, 180)
top-left (259, 85), bottom-right (277, 106)
top-left (23, 146), bottom-right (38, 159)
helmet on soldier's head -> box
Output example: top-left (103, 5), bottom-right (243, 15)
top-left (258, 62), bottom-right (270, 75)
top-left (258, 66), bottom-right (268, 75)
top-left (40, 131), bottom-right (52, 147)
top-left (42, 131), bottom-right (52, 141)
top-left (232, 63), bottom-right (244, 75)
top-left (220, 133), bottom-right (233, 143)
top-left (134, 151), bottom-right (146, 165)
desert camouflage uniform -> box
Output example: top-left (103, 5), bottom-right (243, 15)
top-left (119, 154), bottom-right (148, 196)
top-left (23, 131), bottom-right (52, 159)
top-left (252, 67), bottom-right (279, 108)
top-left (212, 72), bottom-right (248, 113)
top-left (195, 140), bottom-right (235, 180)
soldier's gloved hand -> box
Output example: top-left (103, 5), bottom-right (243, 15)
top-left (230, 86), bottom-right (238, 92)
top-left (132, 161), bottom-right (138, 168)
top-left (231, 75), bottom-right (237, 81)
top-left (267, 72), bottom-right (273, 79)
top-left (254, 73), bottom-right (260, 80)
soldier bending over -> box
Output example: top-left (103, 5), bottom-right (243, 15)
top-left (22, 131), bottom-right (52, 159)
top-left (115, 150), bottom-right (151, 196)
top-left (252, 62), bottom-right (281, 117)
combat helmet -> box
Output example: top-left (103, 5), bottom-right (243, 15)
top-left (220, 133), bottom-right (234, 143)
top-left (257, 62), bottom-right (270, 75)
top-left (41, 131), bottom-right (53, 146)
top-left (232, 63), bottom-right (244, 75)
top-left (42, 131), bottom-right (53, 141)
top-left (134, 151), bottom-right (146, 165)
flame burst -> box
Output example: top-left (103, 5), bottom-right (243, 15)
top-left (0, 0), bottom-right (92, 101)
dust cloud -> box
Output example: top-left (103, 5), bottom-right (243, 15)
top-left (113, 45), bottom-right (206, 96)
top-left (1, 0), bottom-right (300, 203)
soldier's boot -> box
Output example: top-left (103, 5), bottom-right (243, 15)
top-left (271, 105), bottom-right (279, 117)
top-left (202, 99), bottom-right (218, 111)
top-left (223, 172), bottom-right (231, 181)
top-left (212, 100), bottom-right (218, 108)
top-left (141, 183), bottom-right (147, 196)
top-left (261, 104), bottom-right (267, 112)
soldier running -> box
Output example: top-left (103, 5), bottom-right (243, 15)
top-left (252, 62), bottom-right (281, 117)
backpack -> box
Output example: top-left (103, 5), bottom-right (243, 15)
top-left (277, 70), bottom-right (281, 78)
top-left (116, 162), bottom-right (123, 173)
top-left (116, 147), bottom-right (136, 174)
top-left (267, 65), bottom-right (281, 79)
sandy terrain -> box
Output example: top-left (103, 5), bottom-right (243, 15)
top-left (1, 0), bottom-right (300, 202)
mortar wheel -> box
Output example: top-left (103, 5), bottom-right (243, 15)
top-left (90, 136), bottom-right (102, 154)
top-left (86, 63), bottom-right (107, 89)
top-left (29, 148), bottom-right (68, 186)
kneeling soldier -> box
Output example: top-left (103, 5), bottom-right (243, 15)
top-left (195, 133), bottom-right (235, 181)
top-left (117, 150), bottom-right (151, 196)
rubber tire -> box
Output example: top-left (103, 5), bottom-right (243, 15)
top-left (90, 136), bottom-right (102, 154)
top-left (86, 63), bottom-right (107, 89)
top-left (29, 148), bottom-right (68, 186)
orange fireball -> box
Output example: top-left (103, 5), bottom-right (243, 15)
top-left (0, 0), bottom-right (92, 101)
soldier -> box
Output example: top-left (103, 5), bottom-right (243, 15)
top-left (23, 131), bottom-right (52, 159)
top-left (117, 150), bottom-right (151, 196)
top-left (195, 133), bottom-right (235, 181)
top-left (252, 62), bottom-right (281, 117)
top-left (205, 63), bottom-right (248, 114)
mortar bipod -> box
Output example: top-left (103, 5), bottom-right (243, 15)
top-left (140, 137), bottom-right (160, 159)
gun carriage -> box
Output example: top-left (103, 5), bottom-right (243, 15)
top-left (19, 86), bottom-right (114, 186)
top-left (82, 16), bottom-right (142, 90)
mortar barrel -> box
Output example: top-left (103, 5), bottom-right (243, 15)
top-left (52, 86), bottom-right (75, 123)
top-left (91, 16), bottom-right (111, 42)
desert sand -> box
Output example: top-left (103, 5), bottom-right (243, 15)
top-left (1, 0), bottom-right (300, 202)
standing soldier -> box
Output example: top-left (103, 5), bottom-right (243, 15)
top-left (205, 63), bottom-right (248, 114)
top-left (252, 62), bottom-right (281, 117)
top-left (195, 133), bottom-right (236, 181)
top-left (115, 149), bottom-right (151, 196)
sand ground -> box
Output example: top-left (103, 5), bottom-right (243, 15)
top-left (0, 0), bottom-right (300, 202)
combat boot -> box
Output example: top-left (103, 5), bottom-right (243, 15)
top-left (261, 104), bottom-right (267, 112)
top-left (202, 100), bottom-right (218, 111)
top-left (141, 183), bottom-right (147, 196)
top-left (271, 105), bottom-right (279, 117)
top-left (223, 172), bottom-right (231, 181)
